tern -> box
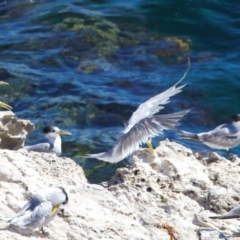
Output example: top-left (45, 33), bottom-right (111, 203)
top-left (0, 187), bottom-right (68, 235)
top-left (85, 59), bottom-right (191, 163)
top-left (179, 114), bottom-right (240, 152)
top-left (22, 126), bottom-right (71, 156)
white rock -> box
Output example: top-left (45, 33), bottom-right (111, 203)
top-left (1, 115), bottom-right (240, 239)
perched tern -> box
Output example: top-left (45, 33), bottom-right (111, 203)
top-left (22, 126), bottom-right (71, 156)
top-left (0, 81), bottom-right (12, 110)
top-left (85, 59), bottom-right (191, 163)
top-left (0, 187), bottom-right (68, 235)
top-left (210, 206), bottom-right (240, 219)
top-left (179, 114), bottom-right (240, 151)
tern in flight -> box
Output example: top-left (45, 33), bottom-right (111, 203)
top-left (85, 58), bottom-right (191, 163)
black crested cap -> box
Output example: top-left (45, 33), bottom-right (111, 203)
top-left (231, 114), bottom-right (240, 122)
top-left (42, 126), bottom-right (58, 134)
top-left (42, 126), bottom-right (52, 134)
top-left (59, 187), bottom-right (68, 205)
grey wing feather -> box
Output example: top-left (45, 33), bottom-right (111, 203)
top-left (9, 196), bottom-right (42, 221)
top-left (25, 201), bottom-right (52, 227)
top-left (86, 109), bottom-right (191, 163)
top-left (23, 142), bottom-right (53, 153)
top-left (0, 201), bottom-right (34, 223)
top-left (9, 199), bottom-right (52, 229)
top-left (124, 58), bottom-right (190, 134)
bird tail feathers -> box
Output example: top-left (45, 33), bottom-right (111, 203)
top-left (83, 152), bottom-right (113, 162)
top-left (177, 129), bottom-right (199, 141)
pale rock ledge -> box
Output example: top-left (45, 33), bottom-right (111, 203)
top-left (0, 114), bottom-right (240, 239)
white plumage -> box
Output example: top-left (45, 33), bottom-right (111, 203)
top-left (179, 114), bottom-right (240, 151)
top-left (86, 59), bottom-right (191, 163)
top-left (22, 126), bottom-right (71, 156)
top-left (1, 187), bottom-right (68, 234)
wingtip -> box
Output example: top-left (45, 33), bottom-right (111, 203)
top-left (209, 216), bottom-right (219, 219)
top-left (174, 57), bottom-right (191, 87)
top-left (185, 107), bottom-right (194, 114)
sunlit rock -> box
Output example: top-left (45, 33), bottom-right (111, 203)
top-left (0, 136), bottom-right (240, 239)
top-left (0, 111), bottom-right (34, 150)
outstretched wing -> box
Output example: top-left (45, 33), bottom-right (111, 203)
top-left (86, 109), bottom-right (191, 163)
top-left (123, 58), bottom-right (190, 134)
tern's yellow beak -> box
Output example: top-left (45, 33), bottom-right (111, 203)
top-left (0, 81), bottom-right (8, 85)
top-left (50, 204), bottom-right (60, 216)
top-left (0, 101), bottom-right (12, 110)
top-left (58, 130), bottom-right (71, 135)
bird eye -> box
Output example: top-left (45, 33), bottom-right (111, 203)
top-left (52, 130), bottom-right (55, 132)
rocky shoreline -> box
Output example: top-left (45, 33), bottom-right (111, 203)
top-left (0, 112), bottom-right (240, 240)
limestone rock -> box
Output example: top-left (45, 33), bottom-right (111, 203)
top-left (0, 137), bottom-right (240, 239)
top-left (197, 229), bottom-right (226, 240)
top-left (0, 111), bottom-right (34, 150)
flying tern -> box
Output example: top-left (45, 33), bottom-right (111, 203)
top-left (85, 59), bottom-right (191, 163)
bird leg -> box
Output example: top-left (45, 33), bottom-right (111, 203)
top-left (39, 226), bottom-right (50, 235)
top-left (146, 141), bottom-right (154, 155)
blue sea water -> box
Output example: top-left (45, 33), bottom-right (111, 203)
top-left (1, 0), bottom-right (240, 182)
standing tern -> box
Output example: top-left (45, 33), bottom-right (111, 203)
top-left (0, 187), bottom-right (68, 235)
top-left (0, 81), bottom-right (12, 110)
top-left (209, 206), bottom-right (240, 220)
top-left (85, 58), bottom-right (191, 163)
top-left (22, 126), bottom-right (71, 156)
top-left (179, 114), bottom-right (240, 152)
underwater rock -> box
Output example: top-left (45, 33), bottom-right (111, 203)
top-left (0, 111), bottom-right (34, 150)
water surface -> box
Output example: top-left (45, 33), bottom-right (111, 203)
top-left (1, 0), bottom-right (240, 182)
